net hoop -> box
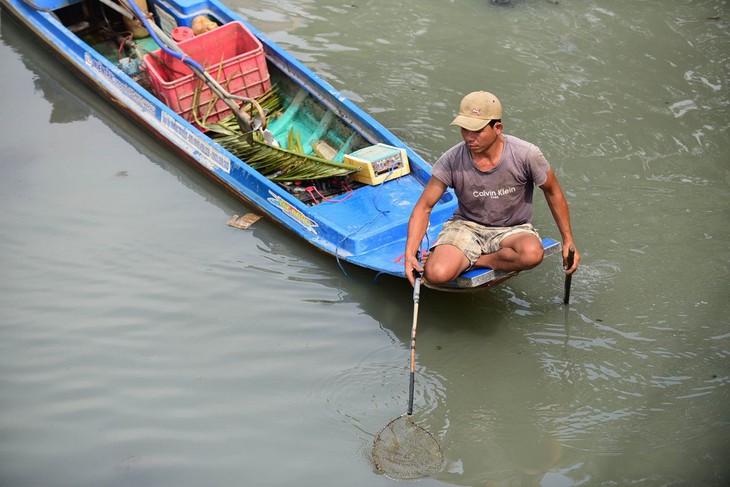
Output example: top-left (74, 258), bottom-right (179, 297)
top-left (372, 414), bottom-right (443, 480)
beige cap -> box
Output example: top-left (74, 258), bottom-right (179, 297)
top-left (450, 91), bottom-right (503, 131)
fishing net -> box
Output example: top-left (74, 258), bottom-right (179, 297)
top-left (372, 274), bottom-right (442, 479)
top-left (372, 414), bottom-right (443, 479)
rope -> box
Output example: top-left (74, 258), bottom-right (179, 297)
top-left (334, 164), bottom-right (400, 280)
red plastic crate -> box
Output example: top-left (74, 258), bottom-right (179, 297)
top-left (143, 21), bottom-right (270, 127)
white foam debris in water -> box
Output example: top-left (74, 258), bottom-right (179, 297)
top-left (684, 69), bottom-right (722, 91)
top-left (447, 459), bottom-right (464, 474)
top-left (668, 99), bottom-right (697, 117)
top-left (699, 76), bottom-right (722, 91)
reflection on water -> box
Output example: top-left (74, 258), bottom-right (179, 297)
top-left (1, 0), bottom-right (730, 486)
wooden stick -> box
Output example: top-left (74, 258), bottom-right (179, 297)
top-left (407, 274), bottom-right (421, 416)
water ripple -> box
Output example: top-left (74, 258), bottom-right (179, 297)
top-left (303, 346), bottom-right (448, 442)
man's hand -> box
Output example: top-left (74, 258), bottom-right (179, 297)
top-left (404, 252), bottom-right (424, 287)
top-left (563, 244), bottom-right (580, 275)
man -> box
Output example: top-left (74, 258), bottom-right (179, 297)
top-left (404, 91), bottom-right (579, 286)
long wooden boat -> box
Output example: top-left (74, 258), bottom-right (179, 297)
top-left (1, 0), bottom-right (560, 289)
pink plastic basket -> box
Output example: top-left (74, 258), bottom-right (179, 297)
top-left (143, 21), bottom-right (270, 127)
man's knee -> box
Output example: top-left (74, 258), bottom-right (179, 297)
top-left (422, 245), bottom-right (469, 285)
top-left (423, 264), bottom-right (451, 285)
top-left (502, 232), bottom-right (544, 270)
top-left (521, 244), bottom-right (544, 269)
top-left (423, 260), bottom-right (460, 285)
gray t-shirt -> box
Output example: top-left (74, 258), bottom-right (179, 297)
top-left (432, 135), bottom-right (550, 227)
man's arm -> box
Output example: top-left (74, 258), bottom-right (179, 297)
top-left (404, 177), bottom-right (448, 285)
top-left (539, 169), bottom-right (580, 275)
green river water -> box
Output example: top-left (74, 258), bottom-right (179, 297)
top-left (0, 0), bottom-right (728, 485)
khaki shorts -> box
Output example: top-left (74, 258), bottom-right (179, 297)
top-left (432, 220), bottom-right (541, 267)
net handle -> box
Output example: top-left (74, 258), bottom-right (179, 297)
top-left (563, 244), bottom-right (576, 304)
top-left (407, 273), bottom-right (421, 416)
